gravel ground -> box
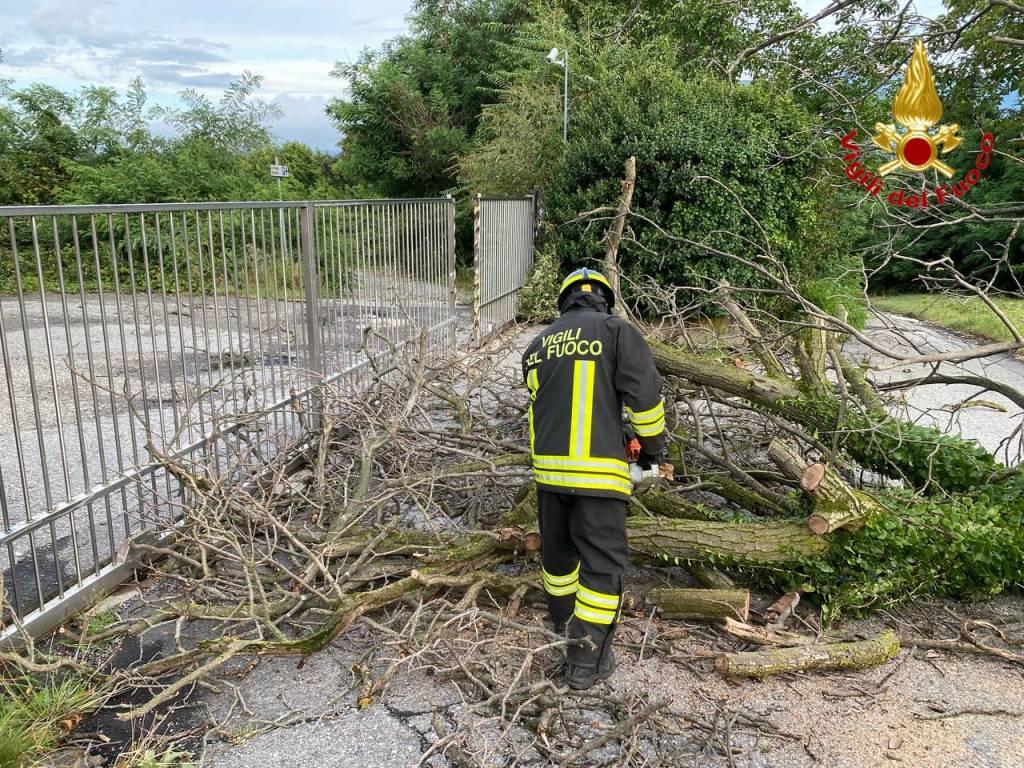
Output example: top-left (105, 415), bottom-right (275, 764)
top-left (193, 313), bottom-right (1024, 768)
top-left (129, 587), bottom-right (1024, 768)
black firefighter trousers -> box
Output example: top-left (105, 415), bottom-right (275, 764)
top-left (537, 490), bottom-right (628, 669)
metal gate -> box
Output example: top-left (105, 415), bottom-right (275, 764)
top-left (0, 197), bottom-right (456, 642)
top-left (472, 195), bottom-right (536, 340)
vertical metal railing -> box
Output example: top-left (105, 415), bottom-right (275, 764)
top-left (473, 195), bottom-right (536, 341)
top-left (0, 197), bottom-right (456, 642)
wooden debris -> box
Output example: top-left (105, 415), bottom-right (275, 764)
top-left (767, 439), bottom-right (884, 535)
top-left (800, 463), bottom-right (826, 492)
top-left (721, 617), bottom-right (813, 647)
top-left (715, 629), bottom-right (900, 679)
top-left (764, 591), bottom-right (800, 627)
top-left (648, 587), bottom-right (750, 622)
top-left (685, 563), bottom-right (735, 590)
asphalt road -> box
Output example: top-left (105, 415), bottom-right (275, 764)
top-left (844, 312), bottom-right (1024, 464)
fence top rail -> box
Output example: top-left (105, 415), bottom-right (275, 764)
top-left (475, 195), bottom-right (535, 202)
top-left (312, 197), bottom-right (453, 207)
top-left (0, 196), bottom-right (456, 218)
top-left (0, 200), bottom-right (307, 217)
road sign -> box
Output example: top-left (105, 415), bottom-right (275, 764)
top-left (269, 164), bottom-right (290, 178)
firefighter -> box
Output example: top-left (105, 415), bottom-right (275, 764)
top-left (522, 267), bottom-right (667, 690)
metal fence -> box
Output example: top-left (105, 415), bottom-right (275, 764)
top-left (0, 198), bottom-right (456, 642)
top-left (472, 196), bottom-right (536, 340)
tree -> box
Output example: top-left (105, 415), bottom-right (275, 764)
top-left (0, 83), bottom-right (80, 205)
top-left (327, 0), bottom-right (530, 197)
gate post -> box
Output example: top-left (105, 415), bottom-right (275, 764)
top-left (299, 202), bottom-right (323, 430)
top-left (447, 196), bottom-right (458, 355)
top-left (472, 194), bottom-right (482, 343)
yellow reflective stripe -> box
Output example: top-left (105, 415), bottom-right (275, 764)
top-left (533, 454), bottom-right (628, 468)
top-left (533, 457), bottom-right (629, 479)
top-left (577, 585), bottom-right (619, 609)
top-left (568, 362), bottom-right (582, 456)
top-left (568, 360), bottom-right (595, 458)
top-left (581, 365), bottom-right (594, 458)
top-left (543, 563), bottom-right (580, 586)
top-left (574, 604), bottom-right (615, 625)
top-left (626, 400), bottom-right (664, 423)
top-left (534, 472), bottom-right (632, 495)
top-left (545, 582), bottom-right (578, 596)
top-left (632, 418), bottom-right (665, 437)
top-left (527, 369), bottom-right (539, 453)
top-left (528, 404), bottom-right (535, 453)
top-left (527, 368), bottom-right (539, 395)
top-left (560, 270), bottom-right (613, 295)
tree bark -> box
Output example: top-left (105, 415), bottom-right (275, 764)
top-left (632, 486), bottom-right (719, 520)
top-left (721, 617), bottom-right (813, 647)
top-left (715, 629), bottom-right (900, 679)
top-left (627, 516), bottom-right (829, 565)
top-left (718, 278), bottom-right (787, 380)
top-left (650, 338), bottom-right (1000, 494)
top-left (647, 587), bottom-right (750, 621)
top-left (685, 563), bottom-right (736, 589)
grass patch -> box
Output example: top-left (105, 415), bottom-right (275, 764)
top-left (0, 675), bottom-right (105, 768)
top-left (114, 742), bottom-right (196, 768)
top-left (85, 609), bottom-right (118, 637)
top-left (872, 293), bottom-right (1024, 343)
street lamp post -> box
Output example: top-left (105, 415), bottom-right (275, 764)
top-left (547, 47), bottom-right (568, 143)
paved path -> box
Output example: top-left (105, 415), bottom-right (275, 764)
top-left (845, 312), bottom-right (1024, 463)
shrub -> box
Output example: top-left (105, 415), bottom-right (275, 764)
top-left (543, 44), bottom-right (855, 313)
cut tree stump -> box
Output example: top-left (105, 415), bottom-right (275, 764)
top-left (715, 629), bottom-right (900, 679)
top-left (767, 439), bottom-right (884, 535)
top-left (648, 587), bottom-right (750, 621)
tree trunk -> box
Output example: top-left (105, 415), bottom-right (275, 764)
top-left (685, 563), bottom-right (736, 589)
top-left (632, 487), bottom-right (719, 520)
top-left (626, 516), bottom-right (828, 565)
top-left (647, 587), bottom-right (750, 621)
top-left (604, 156), bottom-right (636, 320)
top-left (718, 278), bottom-right (787, 380)
top-left (715, 629), bottom-right (900, 679)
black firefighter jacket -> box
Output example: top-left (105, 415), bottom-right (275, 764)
top-left (522, 294), bottom-right (667, 500)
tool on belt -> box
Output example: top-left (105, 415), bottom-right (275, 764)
top-left (624, 426), bottom-right (674, 485)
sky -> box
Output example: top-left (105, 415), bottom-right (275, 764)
top-left (0, 1), bottom-right (948, 154)
top-left (0, 0), bottom-right (415, 151)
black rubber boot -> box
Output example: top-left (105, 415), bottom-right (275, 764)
top-left (565, 621), bottom-right (617, 690)
top-left (547, 593), bottom-right (575, 635)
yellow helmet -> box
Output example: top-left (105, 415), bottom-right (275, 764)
top-left (558, 267), bottom-right (615, 309)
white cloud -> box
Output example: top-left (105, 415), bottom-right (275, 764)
top-left (272, 93), bottom-right (337, 151)
top-left (0, 0), bottom-right (413, 148)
